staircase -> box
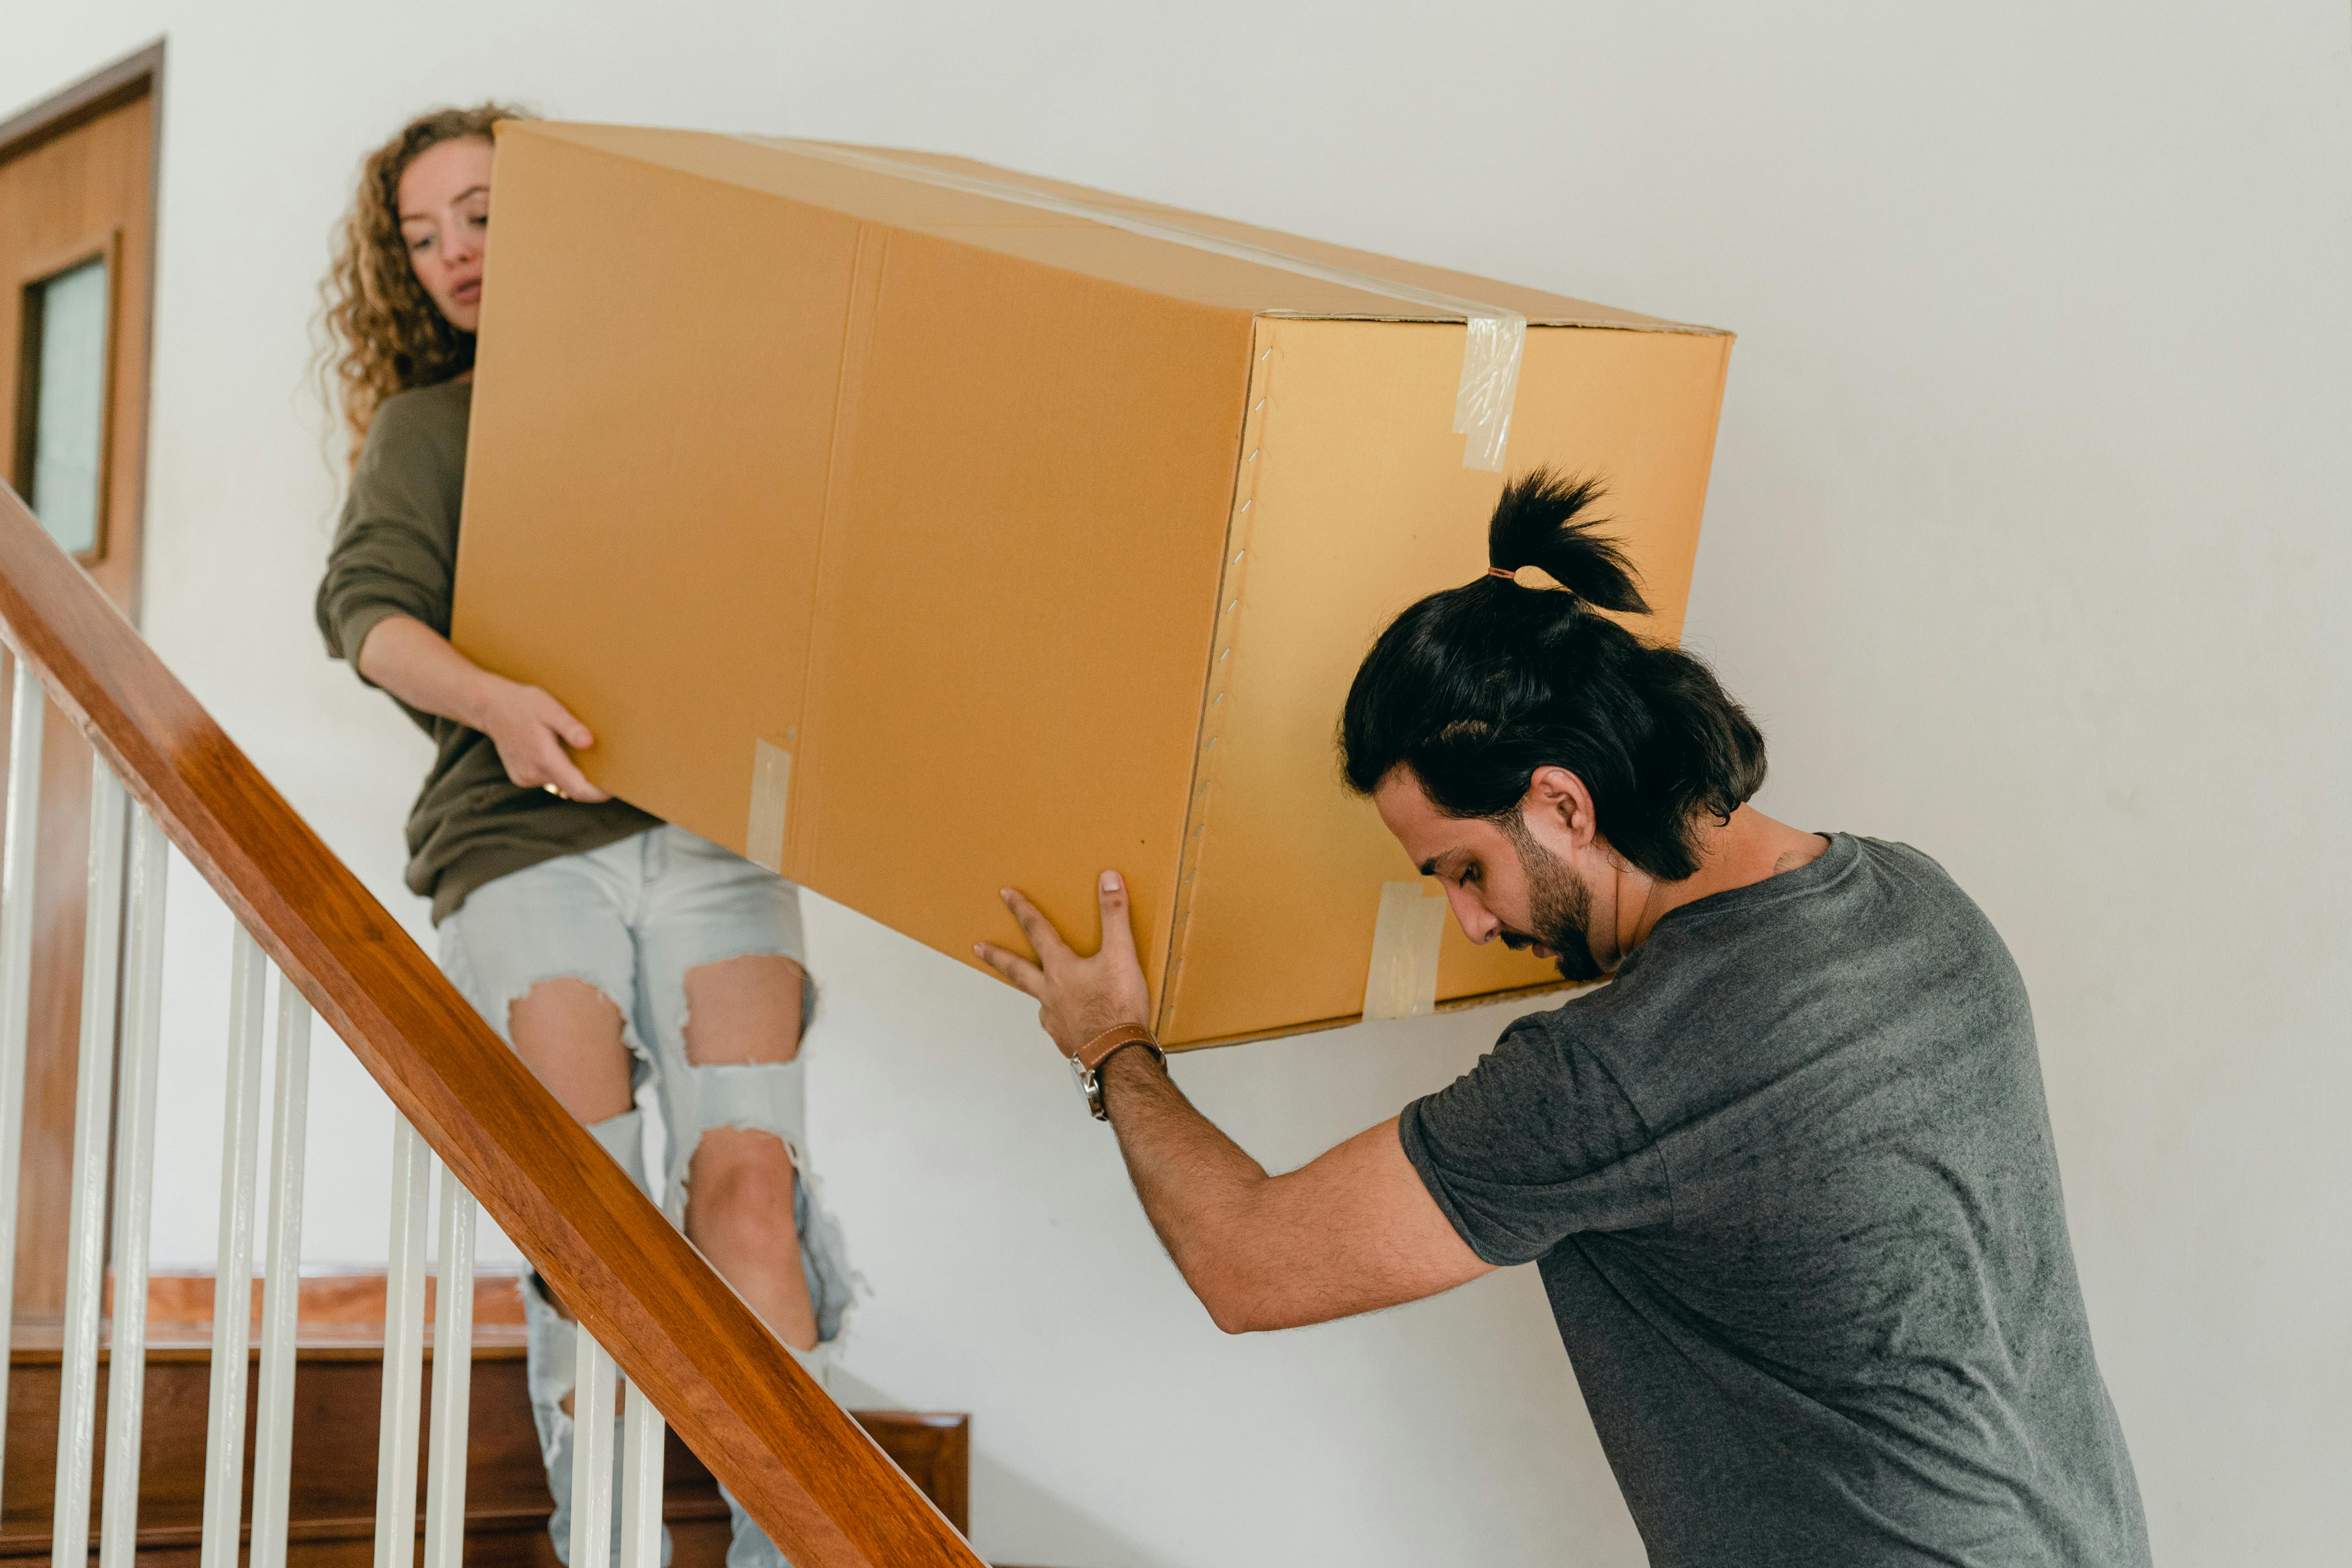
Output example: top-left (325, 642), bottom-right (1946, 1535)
top-left (0, 476), bottom-right (986, 1567)
top-left (1, 1276), bottom-right (969, 1562)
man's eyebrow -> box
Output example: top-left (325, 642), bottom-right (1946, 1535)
top-left (1418, 852), bottom-right (1460, 879)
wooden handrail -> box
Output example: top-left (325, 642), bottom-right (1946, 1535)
top-left (0, 483), bottom-right (983, 1568)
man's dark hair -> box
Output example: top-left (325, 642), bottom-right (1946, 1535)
top-left (1339, 467), bottom-right (1767, 882)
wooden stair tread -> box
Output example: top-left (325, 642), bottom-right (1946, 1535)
top-left (10, 1324), bottom-right (532, 1361)
top-left (4, 1343), bottom-right (968, 1563)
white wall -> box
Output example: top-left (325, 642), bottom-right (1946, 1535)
top-left (6, 4), bottom-right (2348, 1565)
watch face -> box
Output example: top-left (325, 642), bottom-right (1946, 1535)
top-left (1069, 1052), bottom-right (1109, 1120)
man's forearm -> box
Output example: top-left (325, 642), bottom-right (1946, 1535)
top-left (1098, 1049), bottom-right (1278, 1332)
top-left (983, 879), bottom-right (1495, 1336)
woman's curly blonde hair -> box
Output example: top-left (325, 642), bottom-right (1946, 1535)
top-left (318, 103), bottom-right (531, 469)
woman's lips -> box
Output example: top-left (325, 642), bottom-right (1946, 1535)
top-left (452, 278), bottom-right (482, 301)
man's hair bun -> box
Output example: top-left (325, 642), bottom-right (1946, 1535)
top-left (1485, 468), bottom-right (1650, 614)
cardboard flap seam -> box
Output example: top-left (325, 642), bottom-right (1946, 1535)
top-left (786, 221), bottom-right (893, 878)
top-left (1157, 330), bottom-right (1276, 1037)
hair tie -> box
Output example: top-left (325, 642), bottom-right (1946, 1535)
top-left (1484, 564), bottom-right (1576, 595)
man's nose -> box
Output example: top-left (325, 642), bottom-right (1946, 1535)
top-left (1443, 885), bottom-right (1498, 945)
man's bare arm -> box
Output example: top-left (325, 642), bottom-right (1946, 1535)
top-left (977, 873), bottom-right (1493, 1334)
top-left (1098, 1052), bottom-right (1492, 1332)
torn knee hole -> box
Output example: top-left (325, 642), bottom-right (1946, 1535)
top-left (507, 975), bottom-right (624, 1035)
top-left (681, 954), bottom-right (808, 1065)
top-left (506, 977), bottom-right (636, 1123)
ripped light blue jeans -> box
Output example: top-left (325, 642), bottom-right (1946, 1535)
top-left (439, 825), bottom-right (855, 1568)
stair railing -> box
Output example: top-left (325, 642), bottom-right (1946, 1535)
top-left (0, 480), bottom-right (985, 1568)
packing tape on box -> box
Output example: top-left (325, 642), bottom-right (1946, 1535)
top-left (1362, 880), bottom-right (1449, 1022)
top-left (738, 137), bottom-right (1527, 472)
top-left (746, 739), bottom-right (792, 874)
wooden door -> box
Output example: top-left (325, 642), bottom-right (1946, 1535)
top-left (0, 47), bottom-right (159, 1317)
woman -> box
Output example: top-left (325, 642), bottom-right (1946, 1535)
top-left (315, 104), bottom-right (849, 1568)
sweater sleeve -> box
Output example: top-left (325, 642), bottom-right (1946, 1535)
top-left (314, 389), bottom-right (466, 685)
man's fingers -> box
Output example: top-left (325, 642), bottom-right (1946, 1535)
top-left (973, 942), bottom-right (1046, 997)
top-left (1000, 888), bottom-right (1074, 963)
top-left (1096, 870), bottom-right (1141, 963)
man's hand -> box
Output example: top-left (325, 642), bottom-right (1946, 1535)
top-left (975, 871), bottom-right (1152, 1058)
top-left (973, 869), bottom-right (1493, 1333)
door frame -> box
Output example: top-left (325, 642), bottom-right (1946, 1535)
top-left (0, 42), bottom-right (165, 1317)
top-left (0, 37), bottom-right (163, 623)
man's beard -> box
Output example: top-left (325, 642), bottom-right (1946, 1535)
top-left (1498, 814), bottom-right (1607, 982)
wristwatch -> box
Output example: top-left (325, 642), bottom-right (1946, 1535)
top-left (1069, 1023), bottom-right (1167, 1121)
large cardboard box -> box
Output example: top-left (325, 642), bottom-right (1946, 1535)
top-left (453, 123), bottom-right (1732, 1048)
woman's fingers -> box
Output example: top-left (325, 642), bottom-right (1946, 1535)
top-left (549, 754), bottom-right (611, 803)
top-left (543, 696), bottom-right (596, 752)
top-left (503, 714), bottom-right (610, 802)
top-left (973, 942), bottom-right (1046, 996)
top-left (1000, 887), bottom-right (1074, 963)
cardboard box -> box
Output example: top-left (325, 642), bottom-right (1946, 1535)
top-left (453, 123), bottom-right (1733, 1048)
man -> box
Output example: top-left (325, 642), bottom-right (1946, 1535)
top-left (976, 470), bottom-right (2149, 1566)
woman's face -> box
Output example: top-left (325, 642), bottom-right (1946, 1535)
top-left (397, 137), bottom-right (494, 333)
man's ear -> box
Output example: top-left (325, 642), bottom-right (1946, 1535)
top-left (1523, 765), bottom-right (1598, 850)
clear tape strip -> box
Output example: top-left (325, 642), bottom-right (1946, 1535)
top-left (746, 739), bottom-right (792, 873)
top-left (1362, 880), bottom-right (1448, 1022)
top-left (738, 136), bottom-right (1526, 472)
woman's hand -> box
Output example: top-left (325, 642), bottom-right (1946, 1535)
top-left (473, 677), bottom-right (611, 802)
top-left (355, 616), bottom-right (611, 802)
top-left (976, 871), bottom-right (1152, 1058)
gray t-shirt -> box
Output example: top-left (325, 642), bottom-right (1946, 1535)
top-left (1400, 834), bottom-right (2147, 1567)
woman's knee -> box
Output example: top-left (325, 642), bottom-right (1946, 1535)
top-left (684, 1127), bottom-right (798, 1233)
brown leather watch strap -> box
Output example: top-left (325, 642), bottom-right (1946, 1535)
top-left (1069, 1023), bottom-right (1166, 1121)
top-left (1073, 1022), bottom-right (1157, 1073)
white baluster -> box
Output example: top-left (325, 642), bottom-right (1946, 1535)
top-left (0, 658), bottom-right (47, 1496)
top-left (51, 756), bottom-right (127, 1563)
top-left (250, 972), bottom-right (312, 1568)
top-left (200, 925), bottom-right (269, 1568)
top-left (617, 1378), bottom-right (667, 1568)
top-left (571, 1330), bottom-right (620, 1567)
top-left (421, 1161), bottom-right (476, 1568)
top-left (97, 806), bottom-right (169, 1568)
top-left (374, 1115), bottom-right (432, 1568)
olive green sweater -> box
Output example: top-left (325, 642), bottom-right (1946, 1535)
top-left (315, 380), bottom-right (658, 922)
